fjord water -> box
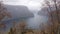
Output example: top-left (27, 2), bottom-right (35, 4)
top-left (0, 8), bottom-right (48, 33)
top-left (26, 10), bottom-right (48, 29)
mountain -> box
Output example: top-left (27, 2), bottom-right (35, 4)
top-left (4, 5), bottom-right (34, 19)
top-left (38, 6), bottom-right (56, 16)
top-left (0, 5), bottom-right (34, 31)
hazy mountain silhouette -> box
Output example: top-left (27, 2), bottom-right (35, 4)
top-left (38, 6), bottom-right (56, 16)
top-left (0, 5), bottom-right (34, 30)
top-left (5, 5), bottom-right (34, 18)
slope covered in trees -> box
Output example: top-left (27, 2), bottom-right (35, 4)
top-left (38, 0), bottom-right (60, 34)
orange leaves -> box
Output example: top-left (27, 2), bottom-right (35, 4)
top-left (0, 23), bottom-right (6, 28)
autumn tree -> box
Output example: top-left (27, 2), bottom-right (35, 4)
top-left (0, 1), bottom-right (12, 34)
top-left (0, 1), bottom-right (11, 27)
top-left (41, 0), bottom-right (60, 34)
top-left (13, 20), bottom-right (27, 34)
top-left (51, 0), bottom-right (60, 34)
top-left (8, 27), bottom-right (16, 34)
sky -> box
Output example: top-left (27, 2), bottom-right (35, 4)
top-left (2, 0), bottom-right (44, 10)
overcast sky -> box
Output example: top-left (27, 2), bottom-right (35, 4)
top-left (2, 0), bottom-right (44, 10)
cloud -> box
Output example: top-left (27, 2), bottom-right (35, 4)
top-left (3, 0), bottom-right (44, 10)
top-left (3, 0), bottom-right (18, 2)
top-left (3, 0), bottom-right (44, 4)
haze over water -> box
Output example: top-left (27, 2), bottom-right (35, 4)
top-left (26, 10), bottom-right (48, 29)
top-left (1, 0), bottom-right (49, 32)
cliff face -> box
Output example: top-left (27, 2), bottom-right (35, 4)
top-left (5, 5), bottom-right (34, 18)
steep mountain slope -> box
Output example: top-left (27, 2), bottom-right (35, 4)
top-left (5, 5), bottom-right (34, 18)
